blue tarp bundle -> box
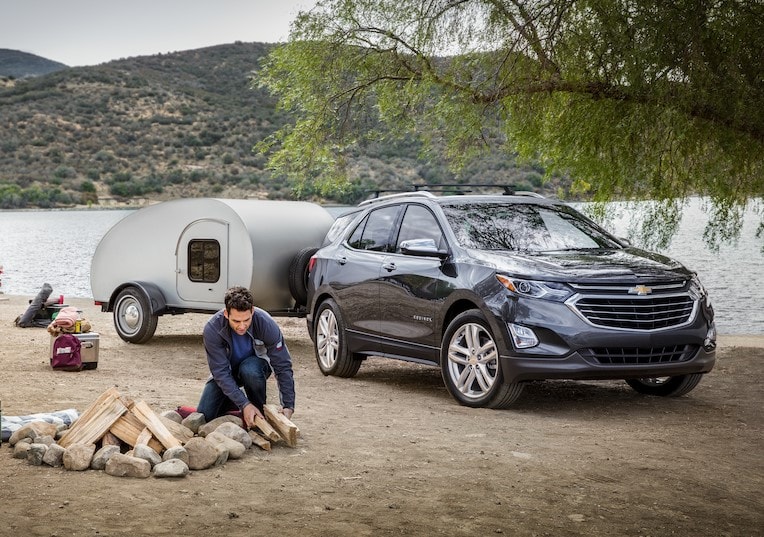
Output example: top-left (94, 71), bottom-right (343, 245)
top-left (1, 408), bottom-right (79, 442)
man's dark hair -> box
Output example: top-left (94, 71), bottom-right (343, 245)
top-left (224, 286), bottom-right (254, 313)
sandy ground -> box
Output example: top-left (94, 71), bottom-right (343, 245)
top-left (0, 295), bottom-right (762, 537)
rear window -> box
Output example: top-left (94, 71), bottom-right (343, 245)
top-left (441, 202), bottom-right (620, 251)
top-left (324, 210), bottom-right (362, 245)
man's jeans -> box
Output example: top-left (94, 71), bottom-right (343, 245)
top-left (197, 356), bottom-right (271, 421)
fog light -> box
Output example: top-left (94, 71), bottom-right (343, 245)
top-left (508, 323), bottom-right (539, 349)
top-left (703, 323), bottom-right (717, 352)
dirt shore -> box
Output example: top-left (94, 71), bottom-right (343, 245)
top-left (1, 295), bottom-right (762, 537)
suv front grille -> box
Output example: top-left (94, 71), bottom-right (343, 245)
top-left (570, 292), bottom-right (696, 331)
top-left (581, 345), bottom-right (697, 365)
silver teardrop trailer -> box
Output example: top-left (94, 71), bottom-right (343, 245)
top-left (90, 198), bottom-right (334, 343)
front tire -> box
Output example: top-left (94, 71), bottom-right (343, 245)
top-left (313, 299), bottom-right (362, 377)
top-left (113, 286), bottom-right (158, 344)
top-left (440, 310), bottom-right (523, 408)
top-left (625, 374), bottom-right (704, 397)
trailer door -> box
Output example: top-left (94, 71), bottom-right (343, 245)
top-left (177, 219), bottom-right (229, 303)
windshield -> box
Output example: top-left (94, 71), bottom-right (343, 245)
top-left (442, 202), bottom-right (622, 252)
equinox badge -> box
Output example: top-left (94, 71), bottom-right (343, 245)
top-left (628, 284), bottom-right (653, 296)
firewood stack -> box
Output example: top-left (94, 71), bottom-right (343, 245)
top-left (8, 387), bottom-right (300, 478)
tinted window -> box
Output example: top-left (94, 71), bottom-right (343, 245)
top-left (442, 202), bottom-right (621, 251)
top-left (325, 210), bottom-right (362, 245)
top-left (347, 205), bottom-right (400, 251)
top-left (395, 204), bottom-right (445, 252)
top-left (188, 240), bottom-right (220, 282)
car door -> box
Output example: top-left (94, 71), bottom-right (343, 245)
top-left (378, 203), bottom-right (447, 361)
top-left (329, 204), bottom-right (402, 351)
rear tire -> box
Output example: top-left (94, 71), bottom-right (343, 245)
top-left (440, 309), bottom-right (523, 408)
top-left (625, 373), bottom-right (704, 397)
top-left (313, 299), bottom-right (362, 377)
top-left (289, 247), bottom-right (319, 306)
top-left (113, 286), bottom-right (158, 344)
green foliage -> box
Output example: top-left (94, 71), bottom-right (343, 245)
top-left (258, 0), bottom-right (764, 249)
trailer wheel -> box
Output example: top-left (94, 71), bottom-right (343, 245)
top-left (114, 286), bottom-right (158, 344)
top-left (288, 247), bottom-right (319, 306)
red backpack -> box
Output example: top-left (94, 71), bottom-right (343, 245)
top-left (51, 334), bottom-right (82, 371)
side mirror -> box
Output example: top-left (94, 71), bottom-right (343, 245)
top-left (399, 239), bottom-right (448, 259)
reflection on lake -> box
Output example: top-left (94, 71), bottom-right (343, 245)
top-left (0, 199), bottom-right (761, 334)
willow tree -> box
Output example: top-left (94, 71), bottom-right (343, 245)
top-left (256, 0), bottom-right (764, 250)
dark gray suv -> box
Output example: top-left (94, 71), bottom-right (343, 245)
top-left (306, 191), bottom-right (716, 408)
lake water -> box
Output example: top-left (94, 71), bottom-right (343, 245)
top-left (0, 200), bottom-right (761, 334)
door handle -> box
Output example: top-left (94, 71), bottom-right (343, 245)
top-left (382, 262), bottom-right (396, 272)
top-left (337, 256), bottom-right (347, 265)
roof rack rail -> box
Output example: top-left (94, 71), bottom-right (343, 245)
top-left (412, 183), bottom-right (516, 195)
top-left (412, 183), bottom-right (546, 197)
top-left (360, 184), bottom-right (545, 205)
top-left (359, 191), bottom-right (437, 206)
top-left (513, 190), bottom-right (545, 198)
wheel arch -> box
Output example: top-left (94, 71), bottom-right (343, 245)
top-left (107, 281), bottom-right (168, 315)
top-left (440, 298), bottom-right (510, 351)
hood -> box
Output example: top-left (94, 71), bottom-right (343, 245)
top-left (466, 247), bottom-right (692, 283)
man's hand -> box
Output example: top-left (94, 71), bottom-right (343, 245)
top-left (242, 403), bottom-right (264, 429)
top-left (281, 407), bottom-right (294, 420)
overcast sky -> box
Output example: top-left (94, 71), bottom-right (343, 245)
top-left (0, 0), bottom-right (317, 67)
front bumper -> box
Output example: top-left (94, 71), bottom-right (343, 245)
top-left (492, 292), bottom-right (716, 384)
top-left (501, 344), bottom-right (716, 384)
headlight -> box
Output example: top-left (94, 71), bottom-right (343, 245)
top-left (689, 275), bottom-right (712, 308)
top-left (495, 275), bottom-right (573, 302)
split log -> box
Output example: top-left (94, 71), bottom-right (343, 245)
top-left (253, 415), bottom-right (281, 443)
top-left (58, 387), bottom-right (128, 448)
top-left (130, 400), bottom-right (181, 450)
top-left (110, 411), bottom-right (163, 453)
top-left (101, 431), bottom-right (121, 447)
top-left (135, 427), bottom-right (154, 446)
top-left (248, 430), bottom-right (271, 451)
top-left (264, 404), bottom-right (299, 447)
top-left (159, 415), bottom-right (194, 443)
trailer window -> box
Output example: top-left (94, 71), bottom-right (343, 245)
top-left (188, 240), bottom-right (221, 283)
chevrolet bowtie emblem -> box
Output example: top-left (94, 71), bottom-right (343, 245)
top-left (629, 284), bottom-right (653, 296)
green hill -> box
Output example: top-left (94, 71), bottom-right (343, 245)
top-left (0, 49), bottom-right (68, 79)
top-left (0, 43), bottom-right (562, 209)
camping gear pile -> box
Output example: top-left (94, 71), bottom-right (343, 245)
top-left (13, 284), bottom-right (99, 371)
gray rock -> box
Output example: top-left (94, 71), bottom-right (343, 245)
top-left (104, 453), bottom-right (151, 478)
top-left (206, 431), bottom-right (246, 459)
top-left (215, 422), bottom-right (253, 449)
top-left (184, 437), bottom-right (219, 470)
top-left (43, 443), bottom-right (66, 467)
top-left (63, 443), bottom-right (96, 471)
top-left (133, 444), bottom-right (162, 468)
top-left (153, 459), bottom-right (190, 478)
top-left (33, 434), bottom-right (56, 446)
top-left (26, 443), bottom-right (48, 466)
top-left (198, 415), bottom-right (243, 437)
top-left (213, 442), bottom-right (229, 466)
top-left (181, 412), bottom-right (206, 434)
top-left (160, 410), bottom-right (183, 423)
top-left (91, 445), bottom-right (121, 470)
top-left (9, 422), bottom-right (58, 446)
top-left (13, 441), bottom-right (31, 459)
top-left (162, 445), bottom-right (189, 465)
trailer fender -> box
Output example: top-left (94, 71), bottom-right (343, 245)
top-left (111, 282), bottom-right (165, 344)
